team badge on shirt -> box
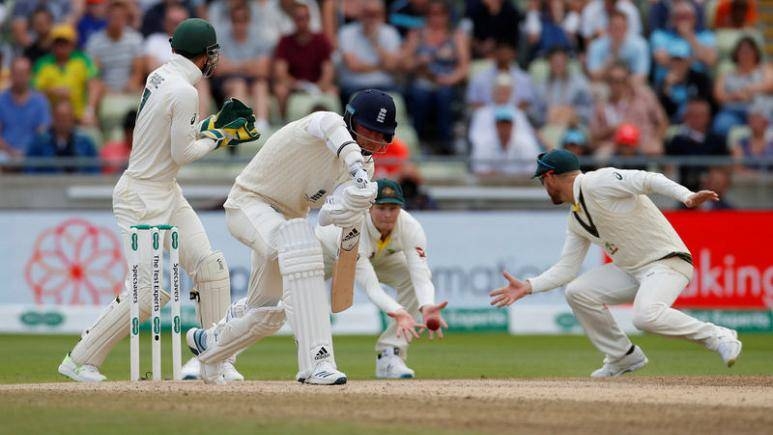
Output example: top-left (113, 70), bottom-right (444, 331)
top-left (415, 247), bottom-right (426, 258)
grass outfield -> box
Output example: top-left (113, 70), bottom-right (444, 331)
top-left (1, 332), bottom-right (771, 383)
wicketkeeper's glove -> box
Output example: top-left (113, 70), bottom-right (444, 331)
top-left (198, 114), bottom-right (261, 148)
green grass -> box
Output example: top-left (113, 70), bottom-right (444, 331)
top-left (1, 332), bottom-right (771, 383)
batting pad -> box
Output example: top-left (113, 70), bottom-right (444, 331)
top-left (191, 251), bottom-right (231, 328)
top-left (196, 306), bottom-right (285, 363)
top-left (71, 287), bottom-right (170, 367)
top-left (276, 219), bottom-right (335, 375)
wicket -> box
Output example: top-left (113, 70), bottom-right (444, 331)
top-left (129, 224), bottom-right (182, 381)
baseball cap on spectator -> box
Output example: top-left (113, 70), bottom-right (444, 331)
top-left (614, 123), bottom-right (640, 147)
top-left (494, 106), bottom-right (515, 123)
top-left (667, 40), bottom-right (691, 59)
top-left (50, 24), bottom-right (77, 43)
top-left (561, 128), bottom-right (588, 148)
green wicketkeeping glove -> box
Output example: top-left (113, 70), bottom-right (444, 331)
top-left (198, 115), bottom-right (260, 148)
top-left (214, 98), bottom-right (255, 128)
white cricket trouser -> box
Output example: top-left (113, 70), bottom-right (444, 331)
top-left (564, 258), bottom-right (719, 359)
top-left (70, 175), bottom-right (217, 366)
top-left (370, 254), bottom-right (421, 356)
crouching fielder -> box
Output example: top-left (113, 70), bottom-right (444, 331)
top-left (490, 150), bottom-right (743, 377)
top-left (316, 179), bottom-right (448, 379)
top-left (186, 90), bottom-right (397, 384)
top-left (58, 18), bottom-right (260, 382)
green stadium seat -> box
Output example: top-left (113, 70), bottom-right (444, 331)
top-left (539, 124), bottom-right (565, 150)
top-left (98, 93), bottom-right (139, 138)
top-left (286, 93), bottom-right (342, 122)
top-left (386, 91), bottom-right (409, 124)
top-left (727, 125), bottom-right (751, 150)
top-left (80, 126), bottom-right (104, 149)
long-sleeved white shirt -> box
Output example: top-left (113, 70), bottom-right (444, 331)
top-left (124, 54), bottom-right (217, 182)
top-left (316, 209), bottom-right (435, 313)
top-left (226, 111), bottom-right (370, 218)
top-left (528, 168), bottom-right (693, 293)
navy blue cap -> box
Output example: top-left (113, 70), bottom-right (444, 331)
top-left (345, 89), bottom-right (397, 138)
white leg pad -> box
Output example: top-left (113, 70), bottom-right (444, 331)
top-left (197, 305), bottom-right (285, 363)
top-left (190, 251), bottom-right (232, 328)
top-left (276, 218), bottom-right (336, 375)
top-left (71, 287), bottom-right (170, 367)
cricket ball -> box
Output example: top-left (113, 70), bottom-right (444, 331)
top-left (426, 317), bottom-right (440, 331)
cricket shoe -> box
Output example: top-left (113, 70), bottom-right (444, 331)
top-left (376, 347), bottom-right (415, 379)
top-left (181, 357), bottom-right (244, 381)
top-left (304, 352), bottom-right (347, 386)
top-left (58, 354), bottom-right (106, 382)
top-left (591, 346), bottom-right (648, 378)
top-left (714, 327), bottom-right (742, 367)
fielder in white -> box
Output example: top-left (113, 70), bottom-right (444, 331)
top-left (316, 179), bottom-right (448, 379)
top-left (490, 149), bottom-right (743, 377)
top-left (186, 89), bottom-right (398, 385)
top-left (58, 18), bottom-right (259, 382)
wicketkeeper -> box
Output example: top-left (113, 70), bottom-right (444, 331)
top-left (58, 18), bottom-right (260, 382)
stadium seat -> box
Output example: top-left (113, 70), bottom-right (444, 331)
top-left (715, 28), bottom-right (765, 61)
top-left (468, 59), bottom-right (494, 80)
top-left (98, 93), bottom-right (140, 139)
top-left (386, 91), bottom-right (409, 124)
top-left (727, 125), bottom-right (751, 149)
top-left (539, 124), bottom-right (566, 150)
top-left (80, 126), bottom-right (104, 149)
top-left (286, 93), bottom-right (342, 122)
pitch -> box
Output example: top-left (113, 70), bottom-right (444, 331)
top-left (1, 334), bottom-right (771, 434)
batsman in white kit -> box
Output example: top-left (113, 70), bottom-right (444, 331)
top-left (490, 149), bottom-right (743, 377)
top-left (58, 18), bottom-right (260, 382)
top-left (316, 179), bottom-right (448, 379)
top-left (186, 89), bottom-right (398, 384)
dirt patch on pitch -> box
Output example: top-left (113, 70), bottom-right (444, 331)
top-left (3, 377), bottom-right (772, 434)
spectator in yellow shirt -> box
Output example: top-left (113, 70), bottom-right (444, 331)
top-left (32, 24), bottom-right (102, 125)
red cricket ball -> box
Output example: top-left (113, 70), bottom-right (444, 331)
top-left (426, 317), bottom-right (440, 331)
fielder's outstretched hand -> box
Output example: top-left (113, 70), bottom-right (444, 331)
top-left (387, 308), bottom-right (424, 343)
top-left (490, 271), bottom-right (531, 308)
top-left (683, 190), bottom-right (719, 208)
top-left (420, 301), bottom-right (449, 340)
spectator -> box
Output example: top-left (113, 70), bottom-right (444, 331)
top-left (470, 105), bottom-right (541, 177)
top-left (712, 36), bottom-right (773, 136)
top-left (277, 0), bottom-right (323, 35)
top-left (399, 164), bottom-right (438, 210)
top-left (525, 0), bottom-right (579, 58)
top-left (22, 8), bottom-right (55, 65)
top-left (729, 99), bottom-right (773, 173)
top-left (612, 123), bottom-right (647, 170)
top-left (650, 0), bottom-right (717, 85)
top-left (648, 0), bottom-right (704, 33)
top-left (560, 126), bottom-right (595, 171)
top-left (589, 62), bottom-right (668, 157)
top-left (208, 0), bottom-right (284, 54)
top-left (468, 0), bottom-right (522, 59)
top-left (26, 100), bottom-right (98, 174)
top-left (665, 98), bottom-right (728, 191)
top-left (337, 0), bottom-right (402, 103)
top-left (580, 0), bottom-right (641, 43)
top-left (536, 46), bottom-right (593, 126)
top-left (33, 24), bottom-right (101, 126)
top-left (655, 40), bottom-right (715, 123)
top-left (215, 3), bottom-right (272, 129)
top-left (373, 136), bottom-right (411, 179)
top-left (403, 0), bottom-right (469, 155)
top-left (141, 0), bottom-right (197, 37)
top-left (144, 4), bottom-right (189, 71)
top-left (0, 57), bottom-right (52, 160)
top-left (466, 39), bottom-right (538, 114)
top-left (714, 0), bottom-right (757, 29)
top-left (78, 0), bottom-right (109, 48)
top-left (389, 0), bottom-right (430, 37)
top-left (85, 0), bottom-right (145, 95)
top-left (585, 10), bottom-right (649, 83)
top-left (101, 109), bottom-right (135, 174)
top-left (10, 0), bottom-right (74, 50)
top-left (273, 1), bottom-right (336, 117)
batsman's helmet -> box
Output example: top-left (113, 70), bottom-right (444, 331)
top-left (344, 89), bottom-right (397, 144)
top-left (170, 18), bottom-right (220, 77)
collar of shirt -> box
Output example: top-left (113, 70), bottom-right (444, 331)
top-left (680, 126), bottom-right (705, 143)
top-left (571, 173), bottom-right (584, 211)
top-left (169, 53), bottom-right (203, 85)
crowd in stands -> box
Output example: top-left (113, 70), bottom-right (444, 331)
top-left (0, 0), bottom-right (770, 208)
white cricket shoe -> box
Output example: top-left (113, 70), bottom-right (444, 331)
top-left (304, 360), bottom-right (347, 385)
top-left (376, 347), bottom-right (415, 379)
top-left (58, 354), bottom-right (106, 382)
top-left (714, 327), bottom-right (742, 367)
top-left (222, 359), bottom-right (244, 382)
top-left (591, 346), bottom-right (648, 378)
top-left (181, 357), bottom-right (200, 380)
top-left (200, 361), bottom-right (225, 385)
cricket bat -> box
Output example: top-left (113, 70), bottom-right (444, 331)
top-left (331, 224), bottom-right (361, 313)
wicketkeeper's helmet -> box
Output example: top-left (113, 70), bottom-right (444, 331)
top-left (169, 18), bottom-right (220, 78)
